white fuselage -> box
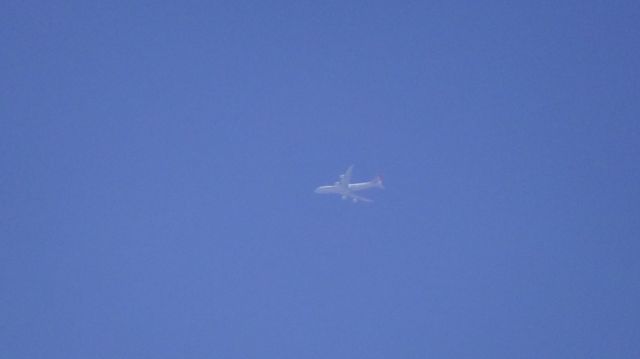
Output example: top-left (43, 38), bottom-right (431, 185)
top-left (314, 181), bottom-right (379, 194)
top-left (314, 166), bottom-right (384, 202)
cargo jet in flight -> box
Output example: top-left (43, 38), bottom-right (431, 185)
top-left (314, 165), bottom-right (384, 203)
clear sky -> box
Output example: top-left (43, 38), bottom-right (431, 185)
top-left (2, 1), bottom-right (639, 358)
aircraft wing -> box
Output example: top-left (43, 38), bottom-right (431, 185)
top-left (348, 192), bottom-right (373, 203)
top-left (339, 165), bottom-right (354, 187)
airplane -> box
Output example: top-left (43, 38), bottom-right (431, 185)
top-left (314, 165), bottom-right (384, 203)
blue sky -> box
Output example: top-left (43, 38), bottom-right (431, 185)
top-left (2, 1), bottom-right (639, 357)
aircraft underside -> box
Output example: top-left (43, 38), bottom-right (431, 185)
top-left (314, 166), bottom-right (383, 203)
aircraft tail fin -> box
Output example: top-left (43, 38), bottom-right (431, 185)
top-left (373, 175), bottom-right (384, 189)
